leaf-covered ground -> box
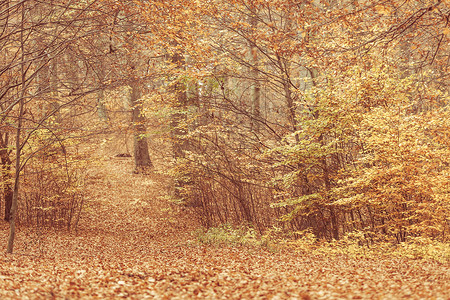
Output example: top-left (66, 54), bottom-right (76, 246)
top-left (0, 158), bottom-right (448, 299)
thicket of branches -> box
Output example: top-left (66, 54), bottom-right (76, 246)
top-left (158, 0), bottom-right (450, 243)
top-left (1, 0), bottom-right (449, 253)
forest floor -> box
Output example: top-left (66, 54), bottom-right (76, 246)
top-left (0, 155), bottom-right (449, 299)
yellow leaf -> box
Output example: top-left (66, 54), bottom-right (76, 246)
top-left (375, 5), bottom-right (393, 16)
top-left (443, 27), bottom-right (450, 37)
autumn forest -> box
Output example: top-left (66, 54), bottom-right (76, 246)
top-left (0, 0), bottom-right (449, 298)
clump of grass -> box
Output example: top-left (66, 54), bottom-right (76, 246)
top-left (389, 236), bottom-right (450, 262)
top-left (194, 224), bottom-right (258, 246)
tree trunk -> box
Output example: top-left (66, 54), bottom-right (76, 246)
top-left (319, 133), bottom-right (339, 241)
top-left (4, 186), bottom-right (12, 221)
top-left (169, 50), bottom-right (188, 199)
top-left (130, 81), bottom-right (153, 173)
top-left (0, 133), bottom-right (12, 221)
top-left (123, 14), bottom-right (153, 174)
top-left (249, 7), bottom-right (261, 133)
top-left (49, 56), bottom-right (61, 122)
top-left (7, 168), bottom-right (20, 253)
top-left (95, 41), bottom-right (108, 121)
top-left (169, 50), bottom-right (188, 159)
top-left (7, 1), bottom-right (26, 254)
top-left (97, 89), bottom-right (108, 121)
top-left (279, 56), bottom-right (299, 143)
top-left (7, 83), bottom-right (24, 253)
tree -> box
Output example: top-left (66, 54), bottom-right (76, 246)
top-left (1, 0), bottom-right (116, 253)
top-left (130, 78), bottom-right (154, 173)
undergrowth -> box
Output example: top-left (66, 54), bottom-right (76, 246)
top-left (193, 224), bottom-right (258, 247)
top-left (194, 225), bottom-right (450, 263)
top-left (296, 233), bottom-right (450, 263)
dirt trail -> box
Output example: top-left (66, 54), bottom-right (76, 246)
top-left (0, 158), bottom-right (449, 299)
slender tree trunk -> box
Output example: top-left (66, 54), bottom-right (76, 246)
top-left (97, 88), bottom-right (108, 121)
top-left (49, 56), bottom-right (61, 122)
top-left (8, 2), bottom-right (26, 253)
top-left (249, 5), bottom-right (260, 133)
top-left (95, 41), bottom-right (108, 121)
top-left (7, 75), bottom-right (25, 253)
top-left (0, 133), bottom-right (12, 220)
top-left (97, 66), bottom-right (108, 122)
top-left (279, 56), bottom-right (299, 143)
top-left (319, 133), bottom-right (339, 241)
top-left (170, 51), bottom-right (188, 160)
top-left (7, 159), bottom-right (21, 253)
top-left (0, 0), bottom-right (12, 221)
top-left (4, 187), bottom-right (12, 221)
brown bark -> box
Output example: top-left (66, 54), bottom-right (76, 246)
top-left (0, 132), bottom-right (12, 221)
top-left (4, 186), bottom-right (12, 221)
top-left (249, 6), bottom-right (261, 133)
top-left (7, 1), bottom-right (26, 254)
top-left (130, 81), bottom-right (153, 173)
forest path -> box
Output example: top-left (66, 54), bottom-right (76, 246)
top-left (0, 157), bottom-right (449, 299)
